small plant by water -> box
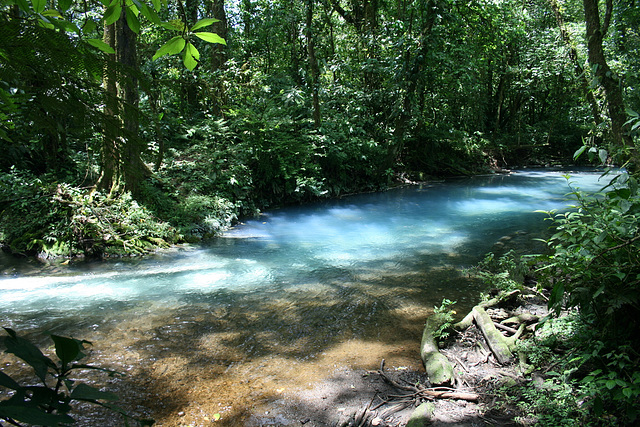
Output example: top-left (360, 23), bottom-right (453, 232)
top-left (0, 328), bottom-right (153, 426)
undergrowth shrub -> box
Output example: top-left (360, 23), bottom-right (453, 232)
top-left (0, 169), bottom-right (178, 257)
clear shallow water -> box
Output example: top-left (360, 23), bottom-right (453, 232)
top-left (0, 169), bottom-right (614, 425)
top-left (0, 169), bottom-right (609, 326)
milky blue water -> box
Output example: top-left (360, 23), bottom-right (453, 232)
top-left (0, 169), bottom-right (610, 334)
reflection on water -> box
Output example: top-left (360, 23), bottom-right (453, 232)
top-left (0, 169), bottom-right (612, 425)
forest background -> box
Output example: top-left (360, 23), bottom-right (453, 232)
top-left (1, 0), bottom-right (640, 424)
top-left (1, 0), bottom-right (638, 258)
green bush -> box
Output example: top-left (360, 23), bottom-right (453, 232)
top-left (536, 170), bottom-right (640, 423)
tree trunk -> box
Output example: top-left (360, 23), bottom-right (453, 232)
top-left (98, 3), bottom-right (146, 196)
top-left (306, 0), bottom-right (321, 128)
top-left (98, 20), bottom-right (121, 194)
top-left (208, 0), bottom-right (228, 115)
top-left (583, 0), bottom-right (635, 166)
top-left (549, 0), bottom-right (602, 128)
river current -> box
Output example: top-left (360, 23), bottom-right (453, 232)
top-left (0, 169), bottom-right (611, 425)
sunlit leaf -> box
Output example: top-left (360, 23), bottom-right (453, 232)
top-left (191, 17), bottom-right (219, 31)
top-left (42, 9), bottom-right (62, 17)
top-left (598, 149), bottom-right (608, 164)
top-left (183, 42), bottom-right (199, 70)
top-left (573, 145), bottom-right (587, 160)
top-left (152, 36), bottom-right (185, 60)
top-left (31, 0), bottom-right (45, 13)
top-left (86, 38), bottom-right (116, 54)
top-left (104, 3), bottom-right (122, 26)
top-left (193, 31), bottom-right (226, 45)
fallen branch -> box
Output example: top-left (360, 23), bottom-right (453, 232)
top-left (472, 306), bottom-right (513, 365)
top-left (454, 290), bottom-right (520, 330)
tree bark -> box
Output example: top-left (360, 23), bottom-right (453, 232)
top-left (583, 0), bottom-right (635, 165)
top-left (98, 3), bottom-right (147, 196)
top-left (98, 19), bottom-right (121, 194)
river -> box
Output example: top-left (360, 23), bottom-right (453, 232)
top-left (0, 169), bottom-right (611, 425)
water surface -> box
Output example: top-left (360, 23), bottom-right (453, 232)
top-left (0, 169), bottom-right (610, 425)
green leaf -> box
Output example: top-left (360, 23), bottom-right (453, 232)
top-left (193, 31), bottom-right (226, 45)
top-left (104, 3), bottom-right (122, 26)
top-left (125, 7), bottom-right (140, 33)
top-left (70, 383), bottom-right (119, 402)
top-left (151, 0), bottom-right (160, 10)
top-left (51, 335), bottom-right (85, 366)
top-left (139, 2), bottom-right (161, 25)
top-left (183, 41), bottom-right (199, 70)
top-left (573, 145), bottom-right (587, 160)
top-left (58, 0), bottom-right (73, 12)
top-left (598, 149), bottom-right (608, 164)
top-left (86, 38), bottom-right (116, 54)
top-left (191, 17), bottom-right (219, 31)
top-left (82, 19), bottom-right (98, 33)
top-left (0, 371), bottom-right (21, 390)
top-left (31, 0), bottom-right (46, 13)
top-left (0, 404), bottom-right (75, 426)
top-left (152, 36), bottom-right (186, 60)
top-left (2, 328), bottom-right (55, 382)
top-left (161, 19), bottom-right (186, 31)
top-left (42, 9), bottom-right (63, 17)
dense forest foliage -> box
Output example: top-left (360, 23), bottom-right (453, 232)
top-left (1, 0), bottom-right (638, 257)
top-left (1, 0), bottom-right (639, 424)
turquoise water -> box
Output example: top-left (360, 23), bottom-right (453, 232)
top-left (0, 169), bottom-right (609, 330)
top-left (0, 169), bottom-right (615, 425)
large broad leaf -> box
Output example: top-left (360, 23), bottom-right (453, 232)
top-left (191, 17), bottom-right (219, 31)
top-left (58, 0), bottom-right (73, 12)
top-left (0, 404), bottom-right (75, 426)
top-left (31, 0), bottom-right (46, 13)
top-left (193, 31), bottom-right (226, 45)
top-left (2, 328), bottom-right (55, 382)
top-left (125, 6), bottom-right (140, 33)
top-left (104, 2), bottom-right (122, 26)
top-left (86, 38), bottom-right (116, 54)
top-left (152, 36), bottom-right (185, 60)
top-left (138, 2), bottom-right (161, 25)
top-left (70, 383), bottom-right (119, 402)
top-left (50, 335), bottom-right (87, 366)
top-left (183, 42), bottom-right (199, 71)
top-left (0, 371), bottom-right (21, 390)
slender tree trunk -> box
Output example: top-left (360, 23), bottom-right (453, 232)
top-left (386, 0), bottom-right (436, 168)
top-left (549, 0), bottom-right (602, 127)
top-left (208, 0), bottom-right (228, 115)
top-left (583, 0), bottom-right (635, 164)
top-left (98, 20), bottom-right (121, 194)
top-left (306, 0), bottom-right (321, 128)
